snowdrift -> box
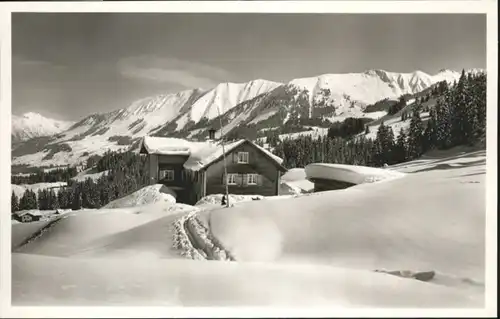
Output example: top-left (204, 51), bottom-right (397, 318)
top-left (12, 219), bottom-right (52, 249)
top-left (280, 168), bottom-right (314, 195)
top-left (209, 152), bottom-right (486, 286)
top-left (195, 194), bottom-right (264, 208)
top-left (195, 194), bottom-right (295, 209)
top-left (13, 202), bottom-right (195, 258)
top-left (104, 184), bottom-right (177, 209)
top-left (12, 253), bottom-right (482, 307)
top-left (305, 163), bottom-right (406, 185)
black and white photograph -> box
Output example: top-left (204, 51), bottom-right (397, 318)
top-left (0, 1), bottom-right (497, 317)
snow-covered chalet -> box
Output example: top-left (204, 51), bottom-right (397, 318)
top-left (139, 129), bottom-right (287, 204)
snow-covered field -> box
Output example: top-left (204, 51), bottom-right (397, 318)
top-left (11, 149), bottom-right (489, 311)
top-left (364, 111), bottom-right (431, 140)
top-left (71, 168), bottom-right (108, 182)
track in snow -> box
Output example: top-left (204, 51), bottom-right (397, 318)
top-left (173, 210), bottom-right (236, 261)
top-left (13, 215), bottom-right (65, 251)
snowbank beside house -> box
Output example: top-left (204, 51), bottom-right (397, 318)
top-left (104, 184), bottom-right (177, 209)
top-left (195, 194), bottom-right (264, 208)
top-left (305, 163), bottom-right (406, 185)
top-left (280, 168), bottom-right (314, 195)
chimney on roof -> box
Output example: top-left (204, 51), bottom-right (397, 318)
top-left (208, 128), bottom-right (216, 141)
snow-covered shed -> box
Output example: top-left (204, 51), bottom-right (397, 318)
top-left (305, 163), bottom-right (405, 192)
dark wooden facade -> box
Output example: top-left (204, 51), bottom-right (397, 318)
top-left (143, 140), bottom-right (287, 205)
top-left (204, 141), bottom-right (285, 198)
top-left (12, 212), bottom-right (40, 223)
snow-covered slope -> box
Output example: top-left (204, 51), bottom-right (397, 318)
top-left (12, 252), bottom-right (481, 307)
top-left (12, 112), bottom-right (75, 143)
top-left (11, 69), bottom-right (468, 168)
top-left (174, 80), bottom-right (281, 131)
top-left (71, 168), bottom-right (109, 182)
top-left (10, 149), bottom-right (487, 309)
top-left (209, 151), bottom-right (486, 284)
top-left (288, 69), bottom-right (461, 119)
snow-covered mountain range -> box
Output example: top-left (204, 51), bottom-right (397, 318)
top-left (12, 69), bottom-right (478, 168)
top-left (12, 112), bottom-right (75, 144)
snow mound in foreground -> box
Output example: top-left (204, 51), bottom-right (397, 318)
top-left (104, 184), bottom-right (177, 209)
top-left (209, 152), bottom-right (485, 284)
top-left (305, 163), bottom-right (406, 185)
top-left (12, 253), bottom-right (482, 307)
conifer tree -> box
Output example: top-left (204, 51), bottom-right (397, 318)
top-left (472, 72), bottom-right (487, 138)
top-left (20, 190), bottom-right (38, 210)
top-left (424, 108), bottom-right (438, 151)
top-left (450, 69), bottom-right (472, 146)
top-left (11, 191), bottom-right (19, 213)
top-left (407, 111), bottom-right (424, 160)
top-left (48, 189), bottom-right (59, 210)
top-left (435, 98), bottom-right (452, 149)
top-left (71, 185), bottom-right (83, 210)
top-left (395, 128), bottom-right (408, 163)
top-left (58, 188), bottom-right (69, 209)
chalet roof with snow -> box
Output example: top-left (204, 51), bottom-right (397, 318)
top-left (139, 136), bottom-right (285, 172)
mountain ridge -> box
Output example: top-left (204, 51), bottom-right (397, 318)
top-left (12, 112), bottom-right (75, 144)
top-left (12, 68), bottom-right (483, 168)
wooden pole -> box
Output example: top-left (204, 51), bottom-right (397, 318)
top-left (216, 101), bottom-right (230, 208)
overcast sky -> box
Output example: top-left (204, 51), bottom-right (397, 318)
top-left (12, 13), bottom-right (486, 121)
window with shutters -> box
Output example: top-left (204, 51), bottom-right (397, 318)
top-left (246, 174), bottom-right (258, 185)
top-left (226, 173), bottom-right (238, 185)
top-left (237, 152), bottom-right (249, 163)
top-left (159, 169), bottom-right (175, 181)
